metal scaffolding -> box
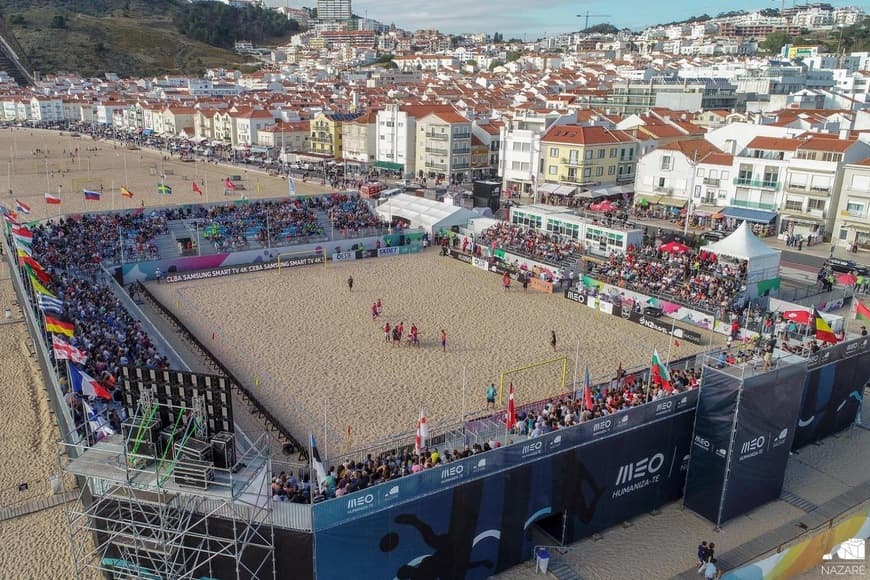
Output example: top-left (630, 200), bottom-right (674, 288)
top-left (59, 397), bottom-right (275, 580)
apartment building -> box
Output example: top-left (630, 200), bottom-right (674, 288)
top-left (832, 159), bottom-right (870, 250)
top-left (498, 111), bottom-right (574, 196)
top-left (340, 110), bottom-right (378, 174)
top-left (310, 111), bottom-right (362, 159)
top-left (538, 125), bottom-right (639, 191)
top-left (414, 110), bottom-right (472, 184)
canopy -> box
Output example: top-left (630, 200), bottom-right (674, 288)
top-left (704, 222), bottom-right (782, 288)
top-left (375, 194), bottom-right (476, 236)
top-left (721, 206), bottom-right (777, 224)
top-left (660, 241), bottom-right (690, 253)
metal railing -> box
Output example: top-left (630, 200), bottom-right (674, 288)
top-left (425, 133), bottom-right (449, 141)
top-left (731, 199), bottom-right (778, 211)
top-left (734, 177), bottom-right (779, 189)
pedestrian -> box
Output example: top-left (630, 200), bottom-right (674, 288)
top-left (383, 322), bottom-right (391, 343)
top-left (522, 274), bottom-right (529, 293)
top-left (371, 302), bottom-right (378, 320)
top-left (704, 558), bottom-right (720, 579)
top-left (347, 276), bottom-right (353, 291)
top-left (485, 383), bottom-right (497, 409)
top-left (696, 541), bottom-right (708, 571)
top-left (503, 272), bottom-right (511, 291)
top-left (376, 298), bottom-right (383, 316)
top-left (550, 330), bottom-right (557, 352)
top-left (440, 329), bottom-right (447, 352)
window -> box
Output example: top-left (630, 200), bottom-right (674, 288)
top-left (661, 155), bottom-right (673, 170)
top-left (583, 168), bottom-right (592, 178)
top-left (721, 170), bottom-right (729, 180)
top-left (762, 167), bottom-right (779, 185)
top-left (849, 174), bottom-right (870, 192)
top-left (810, 174), bottom-right (832, 192)
top-left (846, 201), bottom-right (865, 214)
top-left (549, 147), bottom-right (559, 157)
top-left (511, 161), bottom-right (530, 172)
top-left (608, 166), bottom-right (615, 175)
top-left (795, 150), bottom-right (813, 160)
top-left (820, 152), bottom-right (842, 162)
top-left (610, 147), bottom-right (618, 158)
top-left (584, 149), bottom-right (594, 160)
top-left (598, 148), bottom-right (605, 159)
top-left (595, 166), bottom-right (603, 177)
top-left (807, 198), bottom-right (825, 211)
top-left (788, 173), bottom-right (808, 189)
top-left (738, 164), bottom-right (753, 181)
top-left (839, 228), bottom-right (849, 241)
top-left (694, 185), bottom-right (701, 197)
top-left (718, 189), bottom-right (727, 199)
top-left (696, 168), bottom-right (704, 177)
top-left (785, 199), bottom-right (803, 211)
top-left (568, 151), bottom-right (579, 164)
top-left (548, 165), bottom-right (557, 175)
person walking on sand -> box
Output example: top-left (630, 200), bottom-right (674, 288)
top-left (440, 329), bottom-right (447, 352)
top-left (696, 541), bottom-right (709, 572)
top-left (485, 383), bottom-right (497, 409)
top-left (550, 330), bottom-right (557, 352)
top-left (347, 276), bottom-right (353, 291)
top-left (503, 272), bottom-right (511, 291)
top-left (383, 322), bottom-right (391, 343)
top-left (522, 273), bottom-right (529, 293)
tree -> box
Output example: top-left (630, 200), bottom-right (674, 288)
top-left (759, 8), bottom-right (780, 17)
top-left (506, 51), bottom-right (521, 62)
top-left (761, 31), bottom-right (791, 53)
top-left (489, 60), bottom-right (505, 71)
top-left (49, 14), bottom-right (66, 29)
top-left (466, 59), bottom-right (478, 68)
top-left (583, 23), bottom-right (619, 34)
top-left (377, 53), bottom-right (394, 64)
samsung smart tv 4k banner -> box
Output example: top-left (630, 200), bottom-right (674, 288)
top-left (683, 366), bottom-right (740, 525)
top-left (718, 363), bottom-right (806, 524)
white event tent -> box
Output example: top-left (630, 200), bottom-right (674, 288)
top-left (375, 194), bottom-right (477, 236)
top-left (704, 222), bottom-right (782, 292)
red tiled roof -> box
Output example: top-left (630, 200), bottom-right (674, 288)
top-left (541, 124), bottom-right (635, 146)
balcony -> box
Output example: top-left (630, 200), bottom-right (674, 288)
top-left (561, 157), bottom-right (584, 166)
top-left (840, 209), bottom-right (866, 220)
top-left (654, 185), bottom-right (674, 194)
top-left (452, 132), bottom-right (472, 139)
top-left (425, 133), bottom-right (449, 141)
top-left (311, 134), bottom-right (333, 144)
top-left (732, 199), bottom-right (777, 211)
top-left (808, 186), bottom-right (832, 196)
top-left (701, 197), bottom-right (716, 204)
top-left (452, 147), bottom-right (470, 154)
top-left (424, 147), bottom-right (448, 155)
top-left (559, 175), bottom-right (589, 184)
top-left (702, 177), bottom-right (720, 187)
top-left (733, 177), bottom-right (779, 189)
top-left (786, 183), bottom-right (831, 196)
top-left (425, 162), bottom-right (447, 171)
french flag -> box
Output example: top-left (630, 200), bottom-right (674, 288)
top-left (83, 189), bottom-right (101, 201)
top-left (15, 199), bottom-right (31, 214)
top-left (69, 364), bottom-right (112, 400)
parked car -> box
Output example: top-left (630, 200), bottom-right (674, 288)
top-left (825, 258), bottom-right (869, 276)
top-left (700, 230), bottom-right (726, 243)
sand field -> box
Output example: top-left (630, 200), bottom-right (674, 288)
top-left (149, 252), bottom-right (707, 453)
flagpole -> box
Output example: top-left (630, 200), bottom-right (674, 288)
top-left (323, 399), bottom-right (328, 462)
top-left (205, 173), bottom-right (209, 204)
top-left (572, 339), bottom-right (580, 397)
top-left (111, 179), bottom-right (115, 211)
top-left (666, 317), bottom-right (676, 364)
top-left (460, 366), bottom-right (466, 424)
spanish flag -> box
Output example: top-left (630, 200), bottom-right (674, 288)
top-left (45, 315), bottom-right (74, 337)
top-left (29, 273), bottom-right (55, 297)
top-left (120, 186), bottom-right (134, 198)
top-left (813, 308), bottom-right (839, 344)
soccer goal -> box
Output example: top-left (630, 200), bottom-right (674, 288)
top-left (498, 356), bottom-right (569, 406)
top-left (275, 249), bottom-right (327, 273)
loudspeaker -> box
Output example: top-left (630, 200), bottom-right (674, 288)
top-left (122, 416), bottom-right (162, 457)
top-left (174, 459), bottom-right (214, 490)
top-left (174, 438), bottom-right (213, 463)
top-left (159, 427), bottom-right (183, 460)
top-left (211, 432), bottom-right (236, 469)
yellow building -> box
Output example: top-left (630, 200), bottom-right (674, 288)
top-left (539, 124), bottom-right (639, 189)
top-left (310, 112), bottom-right (362, 158)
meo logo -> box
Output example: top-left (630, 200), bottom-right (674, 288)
top-left (740, 436), bottom-right (765, 454)
top-left (441, 465), bottom-right (464, 479)
top-left (347, 494), bottom-right (374, 510)
top-left (615, 453), bottom-right (664, 485)
top-left (593, 419), bottom-right (612, 433)
top-left (522, 441), bottom-right (543, 456)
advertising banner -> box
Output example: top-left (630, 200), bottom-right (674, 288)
top-left (378, 247), bottom-right (401, 257)
top-left (718, 363), bottom-right (806, 524)
top-left (528, 277), bottom-right (553, 294)
top-left (313, 401), bottom-right (696, 579)
top-left (162, 255), bottom-right (323, 283)
top-left (683, 367), bottom-right (741, 525)
top-left (793, 336), bottom-right (869, 450)
top-left (331, 251), bottom-right (357, 262)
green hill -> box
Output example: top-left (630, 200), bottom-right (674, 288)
top-left (0, 0), bottom-right (299, 78)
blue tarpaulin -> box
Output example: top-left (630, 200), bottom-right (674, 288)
top-left (721, 206), bottom-right (777, 224)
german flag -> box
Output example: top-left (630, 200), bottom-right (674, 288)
top-left (813, 308), bottom-right (839, 344)
top-left (45, 315), bottom-right (74, 337)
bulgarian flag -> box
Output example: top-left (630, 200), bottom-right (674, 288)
top-left (650, 348), bottom-right (673, 392)
top-left (813, 308), bottom-right (839, 344)
top-left (855, 300), bottom-right (870, 323)
top-left (11, 224), bottom-right (32, 246)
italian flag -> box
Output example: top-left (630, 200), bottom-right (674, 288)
top-left (650, 348), bottom-right (673, 392)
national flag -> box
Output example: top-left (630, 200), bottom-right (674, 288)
top-left (120, 186), bottom-right (134, 199)
top-left (813, 308), bottom-right (839, 344)
top-left (782, 309), bottom-right (810, 325)
top-left (83, 401), bottom-right (114, 437)
top-left (3, 209), bottom-right (20, 226)
top-left (192, 182), bottom-right (202, 196)
top-left (44, 315), bottom-right (73, 336)
top-left (69, 364), bottom-right (112, 400)
top-left (15, 199), bottom-right (31, 214)
top-left (15, 244), bottom-right (31, 259)
top-left (29, 273), bottom-right (55, 297)
top-left (309, 433), bottom-right (327, 490)
top-left (855, 300), bottom-right (870, 323)
top-left (44, 192), bottom-right (61, 205)
top-left (52, 335), bottom-right (87, 364)
top-left (224, 177), bottom-right (236, 190)
top-left (83, 189), bottom-right (101, 201)
top-left (288, 175), bottom-right (296, 196)
top-left (650, 348), bottom-right (673, 392)
top-left (506, 382), bottom-right (517, 429)
top-left (37, 294), bottom-right (64, 315)
top-left (584, 365), bottom-right (594, 411)
top-left (157, 183), bottom-right (172, 195)
top-left (415, 403), bottom-right (428, 452)
top-left (24, 261), bottom-right (50, 284)
top-left (11, 224), bottom-right (32, 246)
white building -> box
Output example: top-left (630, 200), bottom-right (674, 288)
top-left (832, 159), bottom-right (870, 249)
top-left (29, 96), bottom-right (65, 123)
top-left (498, 110), bottom-right (575, 196)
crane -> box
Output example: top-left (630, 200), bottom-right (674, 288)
top-left (576, 11), bottom-right (612, 32)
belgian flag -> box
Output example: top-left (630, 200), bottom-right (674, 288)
top-left (812, 308), bottom-right (839, 344)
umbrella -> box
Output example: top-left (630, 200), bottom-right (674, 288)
top-left (781, 310), bottom-right (810, 325)
top-left (591, 200), bottom-right (617, 212)
top-left (660, 241), bottom-right (691, 253)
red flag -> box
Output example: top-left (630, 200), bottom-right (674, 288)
top-left (224, 178), bottom-right (236, 190)
top-left (192, 182), bottom-right (203, 196)
top-left (583, 366), bottom-right (594, 412)
top-left (782, 310), bottom-right (810, 325)
top-left (855, 300), bottom-right (870, 323)
top-left (505, 382), bottom-right (516, 429)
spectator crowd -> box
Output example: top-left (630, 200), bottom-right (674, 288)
top-left (476, 223), bottom-right (583, 267)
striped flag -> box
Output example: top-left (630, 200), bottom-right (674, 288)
top-left (69, 364), bottom-right (111, 400)
top-left (120, 186), bottom-right (134, 198)
top-left (44, 192), bottom-right (61, 204)
top-left (29, 274), bottom-right (55, 298)
top-left (813, 308), bottom-right (839, 344)
top-left (83, 189), bottom-right (101, 201)
top-left (23, 261), bottom-right (50, 284)
top-left (856, 300), bottom-right (870, 323)
top-left (37, 294), bottom-right (64, 315)
top-left (15, 199), bottom-right (31, 214)
top-left (45, 315), bottom-right (74, 336)
top-left (3, 209), bottom-right (20, 225)
top-left (83, 400), bottom-right (114, 436)
top-left (309, 433), bottom-right (327, 490)
top-left (52, 335), bottom-right (87, 364)
top-left (11, 224), bottom-right (32, 246)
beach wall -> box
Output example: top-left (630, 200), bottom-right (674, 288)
top-left (722, 508), bottom-right (870, 580)
top-left (311, 390), bottom-right (698, 578)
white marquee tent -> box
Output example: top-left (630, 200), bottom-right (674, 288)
top-left (375, 194), bottom-right (477, 236)
top-left (704, 222), bottom-right (781, 284)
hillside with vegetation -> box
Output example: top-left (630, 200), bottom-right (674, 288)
top-left (0, 0), bottom-right (299, 78)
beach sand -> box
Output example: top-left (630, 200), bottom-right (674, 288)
top-left (0, 277), bottom-right (82, 579)
top-left (149, 252), bottom-right (709, 453)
